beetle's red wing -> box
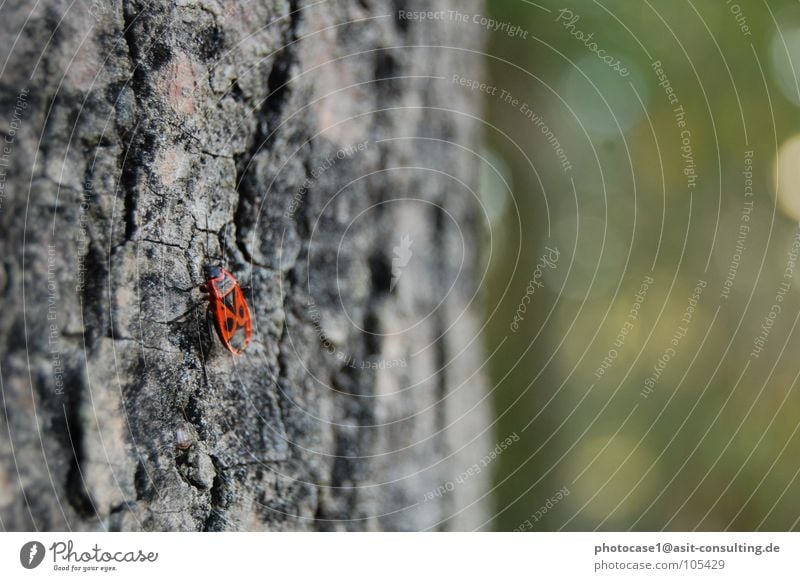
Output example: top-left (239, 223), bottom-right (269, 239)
top-left (227, 285), bottom-right (252, 354)
top-left (233, 286), bottom-right (252, 336)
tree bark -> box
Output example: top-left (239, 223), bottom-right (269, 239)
top-left (0, 0), bottom-right (490, 531)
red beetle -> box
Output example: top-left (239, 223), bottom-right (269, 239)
top-left (201, 264), bottom-right (252, 355)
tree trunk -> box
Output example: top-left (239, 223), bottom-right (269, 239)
top-left (0, 0), bottom-right (490, 531)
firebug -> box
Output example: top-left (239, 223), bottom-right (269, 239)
top-left (200, 264), bottom-right (252, 355)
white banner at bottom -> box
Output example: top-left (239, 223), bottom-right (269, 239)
top-left (1, 532), bottom-right (797, 580)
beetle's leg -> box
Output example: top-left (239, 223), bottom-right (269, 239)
top-left (156, 299), bottom-right (205, 324)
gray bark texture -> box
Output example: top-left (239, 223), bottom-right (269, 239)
top-left (0, 0), bottom-right (490, 531)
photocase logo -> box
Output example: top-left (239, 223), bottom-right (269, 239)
top-left (390, 234), bottom-right (413, 292)
top-left (20, 541), bottom-right (45, 569)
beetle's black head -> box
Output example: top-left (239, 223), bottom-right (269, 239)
top-left (204, 264), bottom-right (222, 279)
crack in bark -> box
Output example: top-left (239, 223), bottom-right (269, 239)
top-left (390, 0), bottom-right (411, 34)
top-left (141, 238), bottom-right (188, 250)
top-left (233, 0), bottom-right (302, 266)
top-left (202, 455), bottom-right (227, 531)
top-left (117, 2), bottom-right (169, 245)
top-left (313, 244), bottom-right (385, 530)
top-left (432, 203), bottom-right (451, 530)
top-left (63, 371), bottom-right (96, 519)
top-left (432, 204), bottom-right (448, 445)
top-left (120, 1), bottom-right (145, 243)
top-left (79, 241), bottom-right (110, 345)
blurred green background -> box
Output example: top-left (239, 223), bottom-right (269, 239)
top-left (481, 0), bottom-right (800, 530)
